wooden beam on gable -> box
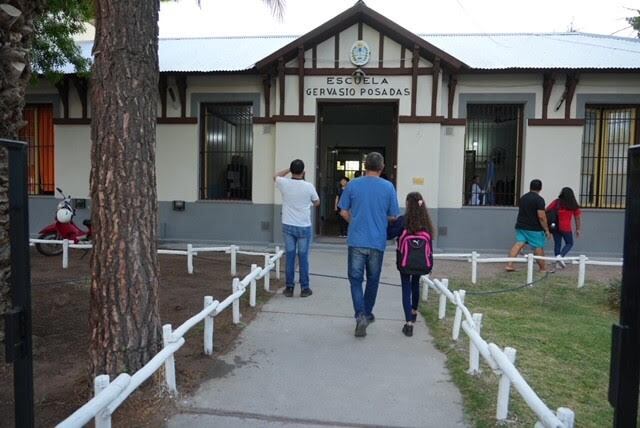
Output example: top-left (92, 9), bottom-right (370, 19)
top-left (447, 74), bottom-right (458, 119)
top-left (378, 33), bottom-right (384, 68)
top-left (159, 74), bottom-right (168, 119)
top-left (55, 76), bottom-right (70, 119)
top-left (411, 45), bottom-right (419, 117)
top-left (298, 46), bottom-right (305, 116)
top-left (542, 73), bottom-right (555, 119)
top-left (431, 57), bottom-right (441, 117)
top-left (357, 21), bottom-right (363, 39)
top-left (72, 76), bottom-right (89, 119)
top-left (400, 46), bottom-right (406, 68)
top-left (312, 46), bottom-right (317, 68)
top-left (278, 57), bottom-right (285, 116)
top-left (175, 75), bottom-right (188, 118)
top-left (262, 75), bottom-right (272, 118)
top-left (334, 34), bottom-right (340, 68)
top-left (564, 73), bottom-right (579, 119)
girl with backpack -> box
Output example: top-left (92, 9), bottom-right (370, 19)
top-left (387, 192), bottom-right (434, 337)
top-left (546, 187), bottom-right (582, 269)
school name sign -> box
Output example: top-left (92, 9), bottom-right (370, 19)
top-left (305, 76), bottom-right (411, 98)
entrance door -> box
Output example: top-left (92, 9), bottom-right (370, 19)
top-left (316, 102), bottom-right (398, 236)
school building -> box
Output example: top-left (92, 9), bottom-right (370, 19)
top-left (23, 2), bottom-right (640, 256)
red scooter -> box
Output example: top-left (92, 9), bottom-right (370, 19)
top-left (36, 187), bottom-right (92, 256)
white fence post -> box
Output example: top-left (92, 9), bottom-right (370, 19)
top-left (232, 278), bottom-right (241, 324)
top-left (161, 324), bottom-right (177, 393)
top-left (250, 263), bottom-right (257, 307)
top-left (62, 239), bottom-right (70, 269)
top-left (204, 296), bottom-right (214, 355)
top-left (275, 246), bottom-right (281, 280)
top-left (187, 244), bottom-right (194, 274)
top-left (471, 251), bottom-right (478, 284)
top-left (263, 254), bottom-right (270, 291)
top-left (468, 313), bottom-right (483, 374)
top-left (496, 347), bottom-right (517, 421)
top-left (557, 407), bottom-right (575, 428)
top-left (452, 290), bottom-right (466, 341)
top-left (421, 276), bottom-right (429, 302)
top-left (230, 245), bottom-right (238, 276)
top-left (527, 253), bottom-right (534, 284)
top-left (578, 255), bottom-right (587, 288)
top-left (94, 375), bottom-right (111, 428)
top-left (438, 279), bottom-right (449, 319)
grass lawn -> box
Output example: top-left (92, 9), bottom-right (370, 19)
top-left (421, 271), bottom-right (622, 427)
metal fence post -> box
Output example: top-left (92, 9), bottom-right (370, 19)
top-left (162, 324), bottom-right (177, 393)
top-left (62, 239), bottom-right (69, 269)
top-left (468, 313), bottom-right (483, 374)
top-left (232, 278), bottom-right (241, 324)
top-left (94, 375), bottom-right (111, 428)
top-left (527, 253), bottom-right (534, 284)
top-left (557, 407), bottom-right (575, 428)
top-left (250, 264), bottom-right (257, 307)
top-left (421, 276), bottom-right (429, 302)
top-left (274, 246), bottom-right (281, 280)
top-left (578, 255), bottom-right (587, 288)
top-left (204, 296), bottom-right (214, 355)
top-left (452, 290), bottom-right (466, 341)
top-left (230, 245), bottom-right (238, 276)
top-left (438, 279), bottom-right (448, 319)
top-left (496, 347), bottom-right (517, 421)
top-left (263, 254), bottom-right (270, 291)
top-left (471, 251), bottom-right (478, 284)
top-left (187, 244), bottom-right (194, 274)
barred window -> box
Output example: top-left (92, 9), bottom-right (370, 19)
top-left (199, 103), bottom-right (253, 200)
top-left (463, 104), bottom-right (523, 207)
top-left (18, 104), bottom-right (55, 195)
top-left (580, 107), bottom-right (638, 209)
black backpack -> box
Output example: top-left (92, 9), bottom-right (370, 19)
top-left (546, 207), bottom-right (559, 232)
top-left (396, 230), bottom-right (434, 275)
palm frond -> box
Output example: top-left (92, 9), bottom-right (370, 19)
top-left (263, 0), bottom-right (285, 21)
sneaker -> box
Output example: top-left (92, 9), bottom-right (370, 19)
top-left (402, 324), bottom-right (413, 337)
top-left (355, 315), bottom-right (368, 337)
top-left (559, 259), bottom-right (567, 269)
top-left (300, 288), bottom-right (313, 298)
top-left (366, 314), bottom-right (375, 323)
top-left (283, 287), bottom-right (294, 297)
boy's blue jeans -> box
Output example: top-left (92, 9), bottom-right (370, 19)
top-left (282, 224), bottom-right (312, 289)
top-left (348, 247), bottom-right (384, 318)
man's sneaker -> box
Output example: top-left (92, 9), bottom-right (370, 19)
top-left (558, 259), bottom-right (567, 269)
top-left (283, 287), bottom-right (294, 297)
top-left (354, 315), bottom-right (368, 337)
top-left (402, 324), bottom-right (413, 337)
top-left (300, 288), bottom-right (313, 298)
top-left (366, 314), bottom-right (375, 323)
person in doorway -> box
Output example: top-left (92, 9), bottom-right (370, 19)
top-left (505, 179), bottom-right (551, 273)
top-left (469, 175), bottom-right (484, 206)
top-left (546, 187), bottom-right (582, 268)
top-left (274, 160), bottom-right (320, 298)
top-left (387, 192), bottom-right (434, 337)
top-left (354, 171), bottom-right (362, 178)
top-left (334, 176), bottom-right (350, 237)
top-left (338, 152), bottom-right (400, 338)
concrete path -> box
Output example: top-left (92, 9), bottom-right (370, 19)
top-left (168, 248), bottom-right (467, 428)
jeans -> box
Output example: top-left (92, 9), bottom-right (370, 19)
top-left (401, 274), bottom-right (420, 322)
top-left (553, 231), bottom-right (574, 257)
top-left (282, 224), bottom-right (312, 289)
top-left (348, 247), bottom-right (384, 318)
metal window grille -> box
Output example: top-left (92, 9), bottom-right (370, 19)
top-left (463, 104), bottom-right (523, 207)
top-left (580, 107), bottom-right (638, 209)
top-left (18, 105), bottom-right (55, 195)
top-left (199, 103), bottom-right (253, 200)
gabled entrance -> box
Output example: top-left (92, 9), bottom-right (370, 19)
top-left (316, 101), bottom-right (398, 236)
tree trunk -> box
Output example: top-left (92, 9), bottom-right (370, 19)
top-left (0, 0), bottom-right (42, 346)
top-left (89, 0), bottom-right (162, 378)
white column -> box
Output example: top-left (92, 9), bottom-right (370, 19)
top-left (230, 245), bottom-right (238, 276)
top-left (232, 278), bottom-right (241, 324)
top-left (62, 239), bottom-right (69, 269)
top-left (250, 263), bottom-right (257, 307)
top-left (496, 347), bottom-right (517, 421)
top-left (94, 375), bottom-right (111, 428)
top-left (527, 253), bottom-right (534, 284)
top-left (275, 246), bottom-right (281, 280)
top-left (187, 244), bottom-right (194, 274)
top-left (204, 296), bottom-right (214, 355)
top-left (162, 324), bottom-right (177, 393)
top-left (468, 313), bottom-right (483, 374)
top-left (452, 290), bottom-right (466, 341)
top-left (471, 251), bottom-right (478, 284)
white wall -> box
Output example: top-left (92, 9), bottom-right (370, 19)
top-left (273, 123), bottom-right (317, 203)
top-left (55, 125), bottom-right (91, 198)
top-left (522, 125), bottom-right (584, 203)
top-left (396, 124), bottom-right (441, 208)
top-left (156, 124), bottom-right (198, 201)
top-left (438, 125), bottom-right (465, 208)
top-left (253, 124), bottom-right (276, 204)
top-left (187, 75), bottom-right (263, 117)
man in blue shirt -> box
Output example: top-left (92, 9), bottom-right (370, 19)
top-left (338, 152), bottom-right (400, 337)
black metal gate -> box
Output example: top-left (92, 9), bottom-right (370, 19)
top-left (1, 139), bottom-right (34, 427)
top-left (608, 144), bottom-right (640, 427)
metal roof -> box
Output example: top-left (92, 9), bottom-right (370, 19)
top-left (63, 32), bottom-right (640, 74)
top-left (421, 32), bottom-right (640, 70)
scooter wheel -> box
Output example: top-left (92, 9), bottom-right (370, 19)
top-left (35, 233), bottom-right (64, 256)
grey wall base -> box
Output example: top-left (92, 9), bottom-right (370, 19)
top-left (28, 198), bottom-right (624, 257)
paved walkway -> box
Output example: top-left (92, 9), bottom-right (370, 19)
top-left (168, 248), bottom-right (467, 428)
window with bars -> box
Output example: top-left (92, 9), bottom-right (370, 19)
top-left (199, 103), bottom-right (253, 200)
top-left (18, 104), bottom-right (55, 195)
top-left (580, 106), bottom-right (638, 209)
top-left (463, 104), bottom-right (523, 207)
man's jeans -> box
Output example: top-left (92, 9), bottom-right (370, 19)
top-left (348, 247), bottom-right (384, 318)
top-left (282, 224), bottom-right (312, 289)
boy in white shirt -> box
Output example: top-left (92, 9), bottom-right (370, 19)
top-left (274, 160), bottom-right (320, 297)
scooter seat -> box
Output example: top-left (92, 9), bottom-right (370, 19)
top-left (82, 219), bottom-right (92, 227)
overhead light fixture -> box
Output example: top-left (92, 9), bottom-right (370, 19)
top-left (352, 67), bottom-right (366, 84)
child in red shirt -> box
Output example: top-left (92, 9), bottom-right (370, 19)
top-left (546, 187), bottom-right (582, 268)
